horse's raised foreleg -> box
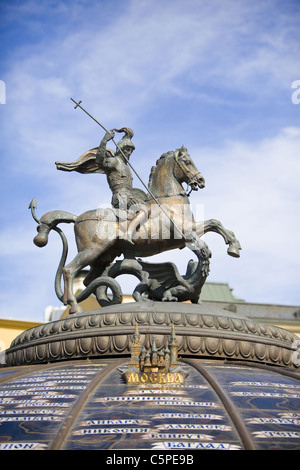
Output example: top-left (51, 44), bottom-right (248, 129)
top-left (194, 219), bottom-right (241, 257)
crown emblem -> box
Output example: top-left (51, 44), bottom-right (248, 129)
top-left (121, 323), bottom-right (189, 385)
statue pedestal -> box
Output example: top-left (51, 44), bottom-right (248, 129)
top-left (5, 301), bottom-right (298, 368)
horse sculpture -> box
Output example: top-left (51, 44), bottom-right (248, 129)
top-left (32, 146), bottom-right (241, 314)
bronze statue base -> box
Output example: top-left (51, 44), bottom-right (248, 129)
top-left (5, 302), bottom-right (298, 368)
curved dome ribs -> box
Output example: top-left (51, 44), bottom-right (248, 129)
top-left (184, 359), bottom-right (255, 450)
top-left (50, 358), bottom-right (128, 450)
top-left (0, 357), bottom-right (299, 450)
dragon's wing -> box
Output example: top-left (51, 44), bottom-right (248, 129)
top-left (138, 260), bottom-right (184, 288)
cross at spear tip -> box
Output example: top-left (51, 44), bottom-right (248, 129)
top-left (73, 99), bottom-right (82, 109)
top-left (70, 98), bottom-right (108, 133)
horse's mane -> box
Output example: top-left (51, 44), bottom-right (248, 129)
top-left (148, 150), bottom-right (175, 185)
top-left (148, 147), bottom-right (188, 185)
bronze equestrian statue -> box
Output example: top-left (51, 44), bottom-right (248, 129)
top-left (30, 102), bottom-right (241, 314)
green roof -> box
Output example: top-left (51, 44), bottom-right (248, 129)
top-left (200, 282), bottom-right (244, 302)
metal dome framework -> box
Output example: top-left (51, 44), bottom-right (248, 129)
top-left (0, 357), bottom-right (299, 450)
top-left (1, 303), bottom-right (299, 451)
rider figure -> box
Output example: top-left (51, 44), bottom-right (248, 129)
top-left (97, 128), bottom-right (135, 209)
top-left (96, 128), bottom-right (147, 244)
top-left (54, 127), bottom-right (147, 245)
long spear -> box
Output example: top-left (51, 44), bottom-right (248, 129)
top-left (70, 98), bottom-right (188, 242)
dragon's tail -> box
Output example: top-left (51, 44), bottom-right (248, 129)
top-left (33, 210), bottom-right (77, 247)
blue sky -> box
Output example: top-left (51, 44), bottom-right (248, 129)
top-left (0, 0), bottom-right (299, 322)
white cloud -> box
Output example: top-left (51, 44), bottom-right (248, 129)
top-left (191, 126), bottom-right (300, 304)
top-left (5, 0), bottom-right (299, 122)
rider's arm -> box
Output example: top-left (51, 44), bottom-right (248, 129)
top-left (96, 130), bottom-right (115, 167)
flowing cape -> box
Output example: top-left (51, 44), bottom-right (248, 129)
top-left (55, 148), bottom-right (114, 174)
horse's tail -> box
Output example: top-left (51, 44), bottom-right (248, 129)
top-left (33, 210), bottom-right (77, 247)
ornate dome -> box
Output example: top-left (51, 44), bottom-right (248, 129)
top-left (1, 303), bottom-right (299, 451)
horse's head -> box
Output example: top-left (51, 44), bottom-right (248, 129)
top-left (174, 146), bottom-right (205, 191)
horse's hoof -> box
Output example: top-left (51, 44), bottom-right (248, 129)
top-left (133, 294), bottom-right (142, 302)
top-left (33, 233), bottom-right (48, 247)
top-left (227, 244), bottom-right (240, 258)
top-left (69, 305), bottom-right (83, 315)
top-left (162, 294), bottom-right (178, 302)
top-left (33, 225), bottom-right (50, 247)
